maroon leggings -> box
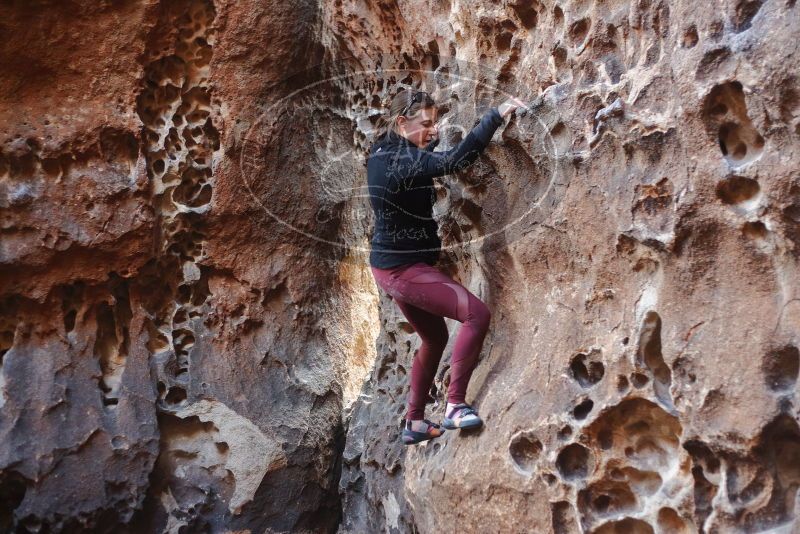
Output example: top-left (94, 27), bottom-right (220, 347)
top-left (370, 262), bottom-right (491, 420)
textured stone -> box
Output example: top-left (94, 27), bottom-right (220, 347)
top-left (336, 0), bottom-right (800, 533)
top-left (1, 0), bottom-right (799, 532)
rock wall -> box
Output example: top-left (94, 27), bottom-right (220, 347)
top-left (334, 0), bottom-right (800, 533)
top-left (0, 0), bottom-right (377, 531)
top-left (1, 0), bottom-right (798, 532)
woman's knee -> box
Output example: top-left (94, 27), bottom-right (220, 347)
top-left (468, 299), bottom-right (491, 333)
top-left (423, 324), bottom-right (449, 351)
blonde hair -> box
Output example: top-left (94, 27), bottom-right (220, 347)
top-left (373, 89), bottom-right (436, 141)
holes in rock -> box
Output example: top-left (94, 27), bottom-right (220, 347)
top-left (569, 18), bottom-right (591, 45)
top-left (578, 399), bottom-right (682, 531)
top-left (593, 517), bottom-right (654, 534)
top-left (598, 428), bottom-right (613, 450)
top-left (552, 46), bottom-right (568, 68)
top-left (636, 311), bottom-right (673, 409)
top-left (696, 47), bottom-right (732, 81)
top-left (94, 279), bottom-right (132, 409)
top-left (551, 501), bottom-right (577, 533)
top-left (578, 481), bottom-right (638, 521)
top-left (683, 440), bottom-right (719, 528)
top-left (573, 399), bottom-right (594, 420)
top-left (682, 25), bottom-right (698, 48)
top-left (0, 471), bottom-right (27, 531)
top-left (397, 321), bottom-right (415, 334)
top-left (715, 175), bottom-right (760, 207)
top-left (553, 5), bottom-right (564, 27)
top-left (0, 321), bottom-right (15, 409)
top-left (508, 431), bottom-right (543, 474)
top-left (742, 220), bottom-right (768, 239)
top-left (785, 203), bottom-right (800, 223)
top-left (703, 81), bottom-right (765, 167)
top-left (557, 443), bottom-right (593, 480)
top-left (718, 122), bottom-right (764, 165)
top-left (495, 31), bottom-right (513, 51)
top-left (165, 386), bottom-right (187, 404)
top-left (570, 350), bottom-right (605, 388)
top-left (762, 344), bottom-right (799, 392)
top-left (558, 425), bottom-right (573, 441)
top-left (509, 0), bottom-right (539, 29)
top-left (733, 0), bottom-right (764, 32)
top-left (616, 375), bottom-right (629, 392)
top-left (630, 372), bottom-right (649, 388)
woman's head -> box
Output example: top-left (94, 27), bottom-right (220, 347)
top-left (374, 89), bottom-right (438, 148)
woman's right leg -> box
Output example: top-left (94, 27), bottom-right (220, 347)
top-left (371, 262), bottom-right (492, 409)
top-left (393, 299), bottom-right (448, 421)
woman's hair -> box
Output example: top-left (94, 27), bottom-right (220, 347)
top-left (372, 88), bottom-right (436, 141)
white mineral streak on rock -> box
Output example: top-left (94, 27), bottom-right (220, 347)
top-left (175, 399), bottom-right (286, 514)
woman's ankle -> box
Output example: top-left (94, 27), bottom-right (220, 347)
top-left (446, 401), bottom-right (466, 418)
top-left (406, 418), bottom-right (429, 432)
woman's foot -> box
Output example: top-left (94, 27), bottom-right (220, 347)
top-left (442, 403), bottom-right (483, 430)
top-left (402, 418), bottom-right (445, 445)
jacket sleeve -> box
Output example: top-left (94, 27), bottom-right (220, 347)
top-left (387, 107), bottom-right (505, 189)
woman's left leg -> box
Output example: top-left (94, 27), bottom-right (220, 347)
top-left (393, 299), bottom-right (449, 421)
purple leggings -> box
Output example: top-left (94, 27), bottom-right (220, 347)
top-left (370, 262), bottom-right (491, 420)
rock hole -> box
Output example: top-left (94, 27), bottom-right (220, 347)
top-left (616, 375), bottom-right (629, 392)
top-left (630, 372), bottom-right (649, 388)
top-left (598, 428), bottom-right (613, 450)
top-left (703, 81), bottom-right (765, 167)
top-left (552, 46), bottom-right (568, 68)
top-left (508, 431), bottom-right (543, 474)
top-left (495, 31), bottom-right (513, 51)
top-left (579, 481), bottom-right (638, 519)
top-left (0, 471), bottom-right (27, 530)
top-left (715, 175), bottom-right (760, 206)
top-left (682, 25), bottom-right (698, 48)
top-left (558, 425), bottom-right (573, 440)
top-left (733, 0), bottom-right (764, 32)
top-left (784, 203), bottom-right (800, 223)
top-left (636, 311), bottom-right (673, 409)
top-left (165, 386), bottom-right (187, 404)
top-left (551, 501), bottom-right (577, 533)
top-left (762, 344), bottom-right (799, 392)
top-left (510, 0), bottom-right (539, 29)
top-left (593, 517), bottom-right (654, 533)
top-left (569, 18), bottom-right (591, 45)
top-left (556, 443), bottom-right (593, 480)
top-left (553, 5), bottom-right (564, 27)
top-left (570, 351), bottom-right (605, 388)
top-left (742, 220), bottom-right (768, 239)
top-left (573, 399), bottom-right (594, 420)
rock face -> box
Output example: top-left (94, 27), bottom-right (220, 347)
top-left (1, 0), bottom-right (798, 533)
top-left (335, 0), bottom-right (800, 533)
top-left (1, 0), bottom-right (375, 532)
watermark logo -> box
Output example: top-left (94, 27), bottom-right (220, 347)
top-left (239, 58), bottom-right (568, 265)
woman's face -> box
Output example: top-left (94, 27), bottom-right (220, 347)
top-left (397, 107), bottom-right (439, 148)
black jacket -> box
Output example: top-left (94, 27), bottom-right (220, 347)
top-left (367, 107), bottom-right (505, 268)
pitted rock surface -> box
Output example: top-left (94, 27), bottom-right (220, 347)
top-left (1, 0), bottom-right (799, 533)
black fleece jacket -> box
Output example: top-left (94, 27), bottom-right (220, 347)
top-left (367, 107), bottom-right (505, 269)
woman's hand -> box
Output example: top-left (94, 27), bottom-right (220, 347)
top-left (498, 96), bottom-right (527, 119)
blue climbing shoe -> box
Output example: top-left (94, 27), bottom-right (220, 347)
top-left (442, 403), bottom-right (483, 430)
top-left (402, 419), bottom-right (445, 445)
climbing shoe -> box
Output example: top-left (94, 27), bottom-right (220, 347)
top-left (402, 419), bottom-right (445, 446)
top-left (442, 403), bottom-right (483, 430)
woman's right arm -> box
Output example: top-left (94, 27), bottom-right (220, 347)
top-left (411, 107), bottom-right (505, 179)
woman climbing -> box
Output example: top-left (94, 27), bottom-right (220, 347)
top-left (367, 88), bottom-right (525, 445)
